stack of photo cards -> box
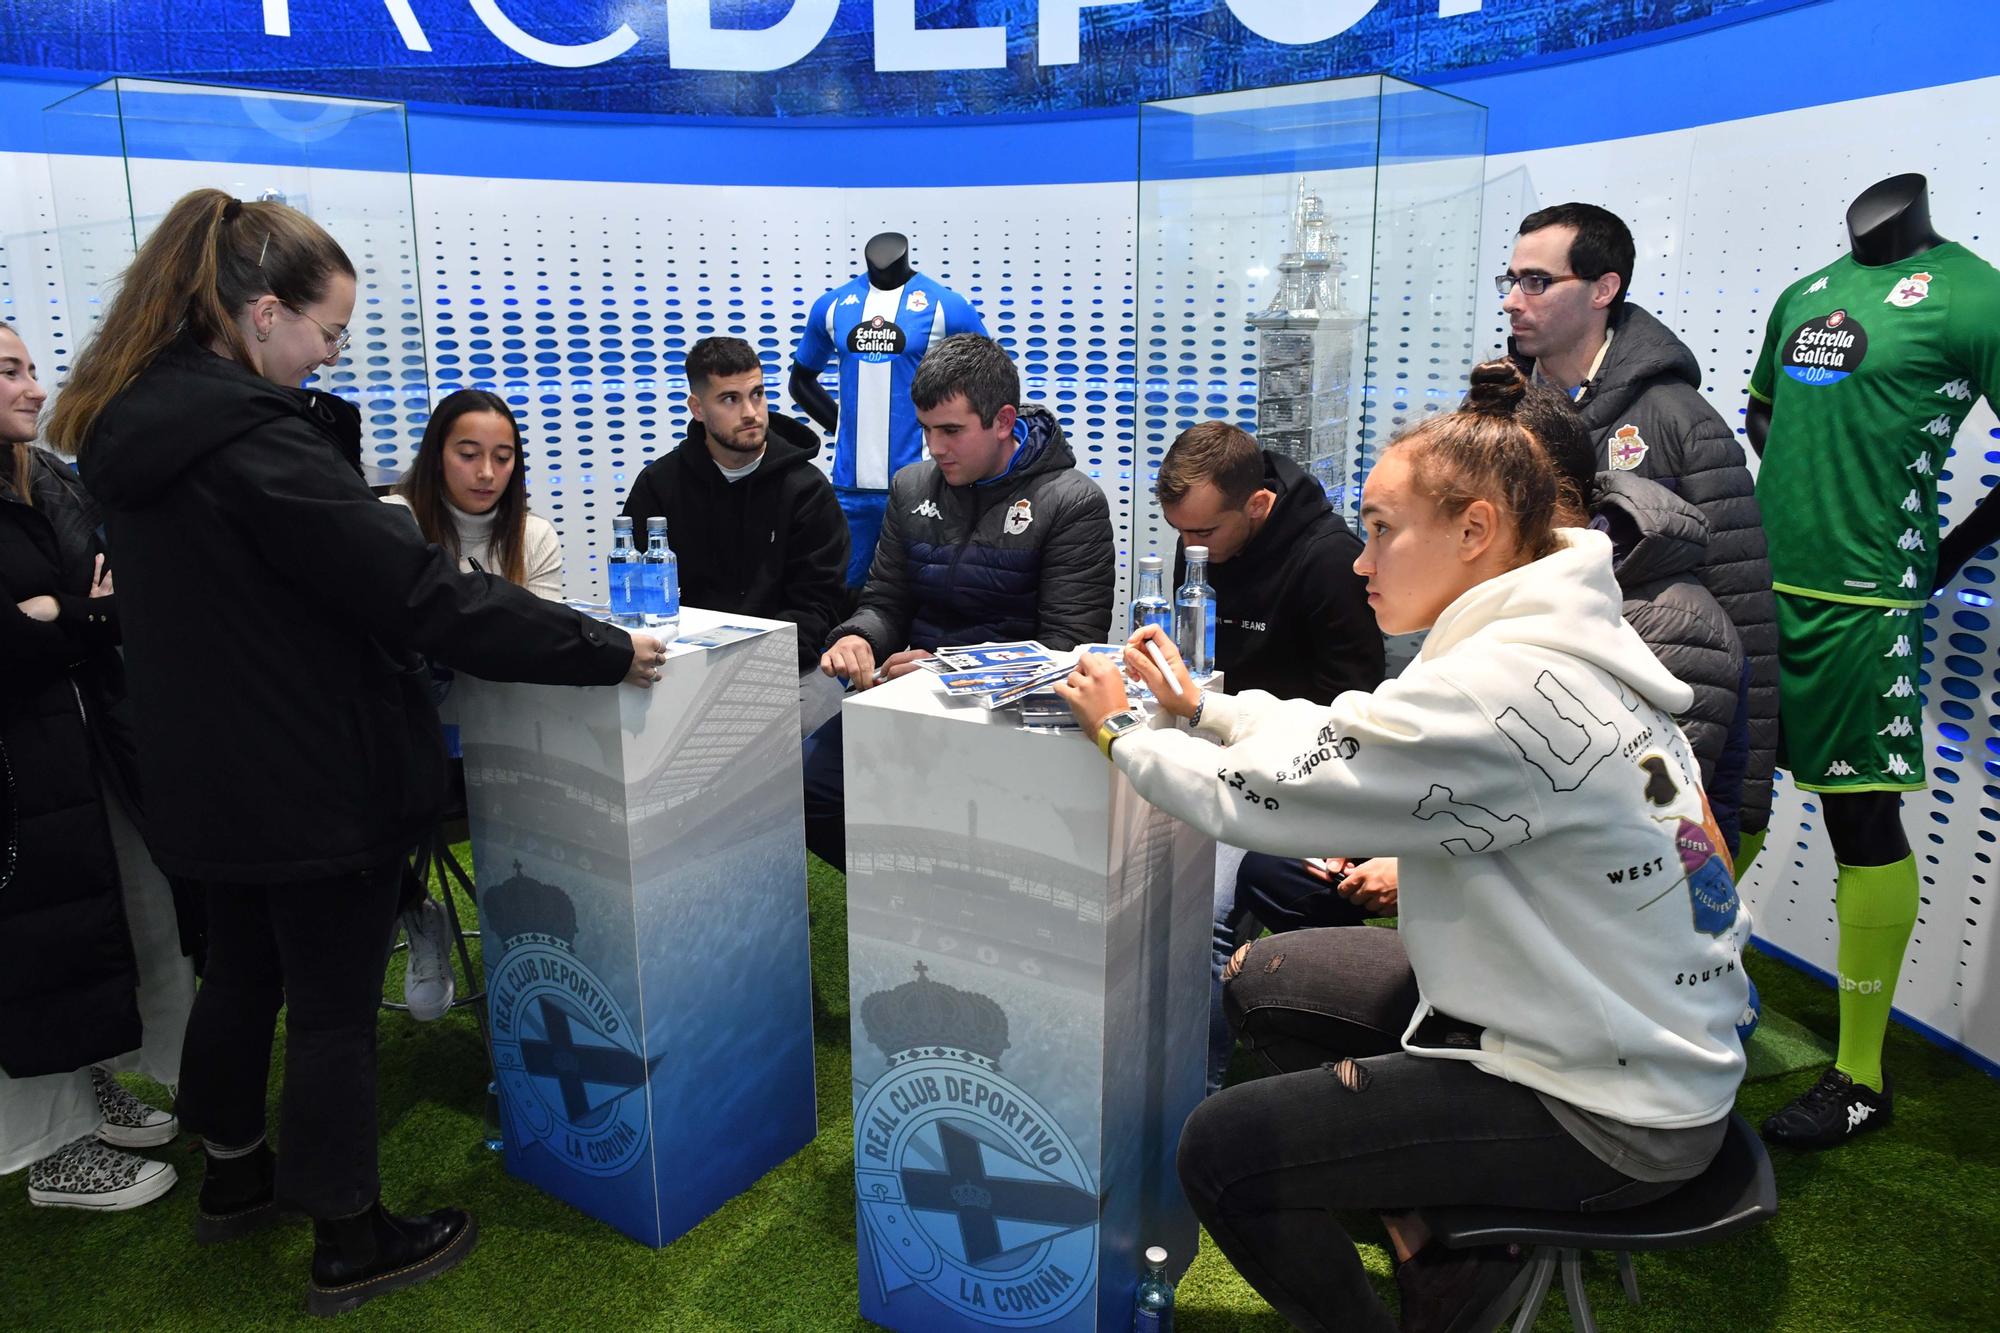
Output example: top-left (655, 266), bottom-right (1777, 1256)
top-left (927, 641), bottom-right (1151, 727)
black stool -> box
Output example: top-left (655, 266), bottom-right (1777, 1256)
top-left (1421, 1113), bottom-right (1776, 1333)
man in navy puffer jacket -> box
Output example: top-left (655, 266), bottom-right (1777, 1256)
top-left (806, 334), bottom-right (1115, 868)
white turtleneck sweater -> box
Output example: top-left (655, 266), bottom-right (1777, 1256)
top-left (381, 493), bottom-right (564, 602)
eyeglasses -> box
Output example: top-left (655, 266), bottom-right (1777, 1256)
top-left (1494, 272), bottom-right (1589, 298)
top-left (286, 304), bottom-right (352, 356)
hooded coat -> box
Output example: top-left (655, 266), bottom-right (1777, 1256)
top-left (1172, 451), bottom-right (1382, 704)
top-left (79, 338), bottom-right (633, 883)
top-left (1514, 303), bottom-right (1777, 836)
top-left (1593, 470), bottom-right (1748, 844)
top-left (621, 411), bottom-right (848, 673)
top-left (831, 405), bottom-right (1114, 656)
top-left (1112, 529), bottom-right (1748, 1129)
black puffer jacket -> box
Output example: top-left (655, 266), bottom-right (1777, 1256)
top-left (622, 412), bottom-right (848, 673)
top-left (81, 339), bottom-right (635, 883)
top-left (832, 406), bottom-right (1114, 656)
top-left (1594, 470), bottom-right (1748, 843)
top-left (1515, 303), bottom-right (1776, 835)
top-left (0, 449), bottom-right (140, 1077)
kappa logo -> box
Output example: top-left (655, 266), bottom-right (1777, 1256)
top-left (841, 293), bottom-right (862, 306)
top-left (1898, 566), bottom-right (1919, 589)
top-left (1922, 414), bottom-right (1956, 437)
top-left (913, 499), bottom-right (944, 520)
top-left (1938, 378), bottom-right (1973, 401)
top-left (484, 864), bottom-right (660, 1178)
top-left (906, 290), bottom-right (930, 313)
top-left (1878, 716), bottom-right (1915, 737)
top-left (1900, 488), bottom-right (1922, 513)
top-left (1894, 529), bottom-right (1925, 552)
top-left (1003, 498), bottom-right (1034, 535)
top-left (1847, 1102), bottom-right (1876, 1131)
top-left (1882, 676), bottom-right (1915, 699)
top-left (1908, 454), bottom-right (1933, 475)
top-left (855, 964), bottom-right (1098, 1326)
top-left (1885, 272), bottom-right (1933, 308)
top-left (1884, 633), bottom-right (1913, 657)
top-left (1824, 759), bottom-right (1859, 777)
top-left (1805, 276), bottom-right (1831, 295)
top-left (1885, 754), bottom-right (1914, 778)
top-left (1608, 424), bottom-right (1649, 471)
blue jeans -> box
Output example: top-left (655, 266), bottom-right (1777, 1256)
top-left (1209, 851), bottom-right (1370, 1094)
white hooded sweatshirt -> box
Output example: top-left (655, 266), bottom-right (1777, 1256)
top-left (1113, 528), bottom-right (1748, 1129)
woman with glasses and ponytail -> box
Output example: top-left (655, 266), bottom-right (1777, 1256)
top-left (46, 189), bottom-right (667, 1315)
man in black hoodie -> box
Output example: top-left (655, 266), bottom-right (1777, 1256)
top-left (622, 337), bottom-right (849, 727)
top-left (1503, 202), bottom-right (1778, 868)
top-left (1155, 421), bottom-right (1384, 1095)
top-left (1157, 421), bottom-right (1382, 701)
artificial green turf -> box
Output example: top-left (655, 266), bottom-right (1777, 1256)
top-left (4, 849), bottom-right (1996, 1331)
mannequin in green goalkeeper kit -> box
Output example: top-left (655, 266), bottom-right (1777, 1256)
top-left (1746, 173), bottom-right (2000, 1149)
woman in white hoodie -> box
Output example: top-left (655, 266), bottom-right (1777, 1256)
top-left (1058, 369), bottom-right (1748, 1333)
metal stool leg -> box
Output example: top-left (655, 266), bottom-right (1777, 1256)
top-left (1560, 1249), bottom-right (1599, 1333)
top-left (1617, 1251), bottom-right (1640, 1307)
top-left (1512, 1249), bottom-right (1558, 1333)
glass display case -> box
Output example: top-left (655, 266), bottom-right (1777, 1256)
top-left (1134, 76), bottom-right (1487, 561)
top-left (43, 79), bottom-right (429, 476)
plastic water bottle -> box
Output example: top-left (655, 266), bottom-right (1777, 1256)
top-left (1130, 554), bottom-right (1172, 638)
top-left (1134, 1246), bottom-right (1174, 1331)
top-left (608, 515), bottom-right (642, 627)
top-left (642, 516), bottom-right (680, 643)
top-left (1174, 546), bottom-right (1217, 679)
top-left (483, 1079), bottom-right (505, 1153)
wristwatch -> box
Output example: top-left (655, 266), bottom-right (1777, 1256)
top-left (1094, 709), bottom-right (1146, 759)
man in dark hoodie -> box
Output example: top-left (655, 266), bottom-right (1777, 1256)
top-left (1503, 202), bottom-right (1779, 870)
top-left (1156, 420), bottom-right (1384, 1094)
top-left (804, 333), bottom-right (1115, 868)
top-left (622, 336), bottom-right (849, 731)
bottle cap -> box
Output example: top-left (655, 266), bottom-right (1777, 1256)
top-left (613, 515), bottom-right (633, 531)
top-left (647, 516), bottom-right (667, 531)
top-left (1138, 554), bottom-right (1163, 570)
top-left (1145, 1245), bottom-right (1168, 1265)
top-left (1185, 545), bottom-right (1208, 561)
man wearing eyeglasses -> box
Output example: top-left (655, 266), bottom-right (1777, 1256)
top-left (1501, 202), bottom-right (1778, 869)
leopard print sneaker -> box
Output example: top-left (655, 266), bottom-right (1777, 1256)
top-left (91, 1066), bottom-right (179, 1148)
top-left (27, 1135), bottom-right (177, 1211)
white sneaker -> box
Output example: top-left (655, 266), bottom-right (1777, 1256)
top-left (28, 1135), bottom-right (177, 1211)
top-left (403, 896), bottom-right (457, 1022)
top-left (92, 1066), bottom-right (179, 1148)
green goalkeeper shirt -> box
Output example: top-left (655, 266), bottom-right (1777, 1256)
top-left (1750, 241), bottom-right (2000, 606)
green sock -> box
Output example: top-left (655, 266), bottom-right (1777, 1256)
top-left (1735, 827), bottom-right (1767, 880)
top-left (1832, 856), bottom-right (1919, 1093)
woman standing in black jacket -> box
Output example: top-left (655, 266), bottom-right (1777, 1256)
top-left (0, 322), bottom-right (191, 1211)
top-left (47, 191), bottom-right (666, 1316)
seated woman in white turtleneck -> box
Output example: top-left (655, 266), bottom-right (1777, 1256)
top-left (383, 388), bottom-right (564, 600)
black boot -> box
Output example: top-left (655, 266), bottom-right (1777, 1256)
top-left (307, 1199), bottom-right (478, 1317)
top-left (195, 1141), bottom-right (289, 1245)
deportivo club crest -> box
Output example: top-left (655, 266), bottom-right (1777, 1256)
top-left (855, 964), bottom-right (1099, 1326)
top-left (1885, 272), bottom-right (1933, 308)
top-left (485, 863), bottom-right (660, 1177)
top-left (1609, 424), bottom-right (1649, 471)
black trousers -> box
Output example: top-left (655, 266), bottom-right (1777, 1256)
top-left (1177, 927), bottom-right (1676, 1333)
top-left (175, 861), bottom-right (402, 1219)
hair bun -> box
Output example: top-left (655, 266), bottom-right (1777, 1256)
top-left (1463, 359), bottom-right (1529, 416)
top-left (221, 198), bottom-right (243, 222)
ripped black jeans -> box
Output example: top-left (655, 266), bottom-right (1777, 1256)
top-left (1175, 927), bottom-right (1671, 1333)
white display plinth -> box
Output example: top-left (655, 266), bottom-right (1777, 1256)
top-left (456, 607), bottom-right (816, 1246)
top-left (843, 673), bottom-right (1214, 1331)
